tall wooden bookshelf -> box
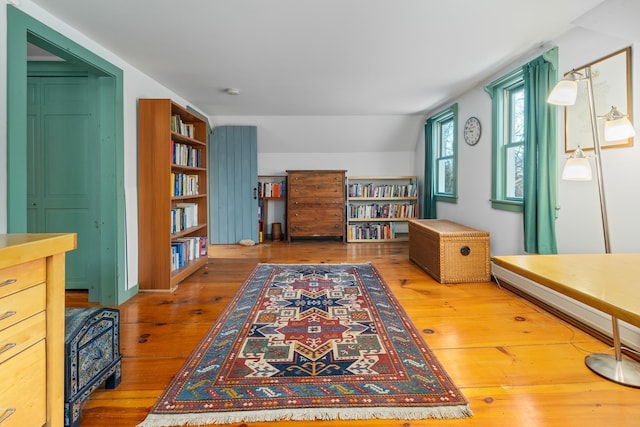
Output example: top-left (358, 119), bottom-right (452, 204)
top-left (346, 176), bottom-right (418, 242)
top-left (138, 98), bottom-right (208, 291)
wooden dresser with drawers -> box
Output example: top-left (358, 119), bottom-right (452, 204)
top-left (286, 170), bottom-right (346, 242)
top-left (0, 233), bottom-right (76, 426)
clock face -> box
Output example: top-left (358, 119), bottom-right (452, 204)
top-left (464, 117), bottom-right (481, 145)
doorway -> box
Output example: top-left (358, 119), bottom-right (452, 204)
top-left (27, 65), bottom-right (101, 299)
top-left (6, 6), bottom-right (127, 305)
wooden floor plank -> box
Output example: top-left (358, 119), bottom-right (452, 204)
top-left (68, 241), bottom-right (640, 427)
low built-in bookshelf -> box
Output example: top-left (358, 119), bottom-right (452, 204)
top-left (346, 176), bottom-right (419, 242)
top-left (258, 175), bottom-right (287, 242)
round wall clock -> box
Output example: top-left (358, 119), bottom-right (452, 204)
top-left (464, 116), bottom-right (481, 146)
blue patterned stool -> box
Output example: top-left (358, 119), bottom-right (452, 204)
top-left (65, 307), bottom-right (122, 427)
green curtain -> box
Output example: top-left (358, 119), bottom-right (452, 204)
top-left (522, 48), bottom-right (558, 254)
top-left (423, 120), bottom-right (437, 218)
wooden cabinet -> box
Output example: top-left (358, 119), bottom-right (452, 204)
top-left (346, 176), bottom-right (419, 242)
top-left (258, 175), bottom-right (287, 242)
top-left (0, 233), bottom-right (77, 427)
top-left (286, 170), bottom-right (346, 242)
top-left (138, 99), bottom-right (208, 291)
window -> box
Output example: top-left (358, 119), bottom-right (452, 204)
top-left (426, 104), bottom-right (458, 203)
top-left (485, 69), bottom-right (525, 211)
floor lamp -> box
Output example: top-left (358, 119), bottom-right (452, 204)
top-left (548, 66), bottom-right (639, 387)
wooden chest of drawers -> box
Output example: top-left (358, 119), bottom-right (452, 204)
top-left (286, 170), bottom-right (346, 242)
top-left (0, 234), bottom-right (77, 427)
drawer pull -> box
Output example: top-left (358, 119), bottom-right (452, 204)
top-left (0, 343), bottom-right (16, 354)
top-left (0, 408), bottom-right (16, 424)
top-left (0, 311), bottom-right (16, 322)
top-left (0, 279), bottom-right (17, 287)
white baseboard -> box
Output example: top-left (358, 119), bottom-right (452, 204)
top-left (491, 262), bottom-right (640, 353)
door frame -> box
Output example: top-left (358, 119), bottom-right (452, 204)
top-left (6, 6), bottom-right (128, 305)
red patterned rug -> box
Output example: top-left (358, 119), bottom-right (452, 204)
top-left (138, 263), bottom-right (471, 426)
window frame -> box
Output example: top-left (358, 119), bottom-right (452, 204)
top-left (426, 104), bottom-right (458, 203)
top-left (485, 68), bottom-right (525, 212)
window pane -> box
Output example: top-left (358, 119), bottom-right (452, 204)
top-left (440, 119), bottom-right (454, 156)
top-left (510, 87), bottom-right (524, 144)
top-left (505, 145), bottom-right (524, 198)
top-left (437, 158), bottom-right (454, 194)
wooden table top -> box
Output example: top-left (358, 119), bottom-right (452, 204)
top-left (492, 253), bottom-right (640, 328)
top-left (0, 233), bottom-right (77, 269)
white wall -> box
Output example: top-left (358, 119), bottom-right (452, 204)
top-left (554, 28), bottom-right (640, 254)
top-left (210, 115), bottom-right (423, 176)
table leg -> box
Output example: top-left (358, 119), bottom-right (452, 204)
top-left (585, 316), bottom-right (640, 388)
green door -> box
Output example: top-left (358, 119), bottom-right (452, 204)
top-left (27, 75), bottom-right (100, 297)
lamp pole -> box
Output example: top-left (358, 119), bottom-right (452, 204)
top-left (584, 66), bottom-right (611, 254)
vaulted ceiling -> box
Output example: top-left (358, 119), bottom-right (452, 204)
top-left (29, 0), bottom-right (612, 117)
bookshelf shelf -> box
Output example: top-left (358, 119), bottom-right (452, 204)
top-left (258, 175), bottom-right (287, 242)
top-left (138, 98), bottom-right (209, 291)
top-left (346, 175), bottom-right (419, 243)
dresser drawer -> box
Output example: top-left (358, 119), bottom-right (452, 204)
top-left (289, 207), bottom-right (344, 222)
top-left (290, 220), bottom-right (344, 235)
top-left (289, 185), bottom-right (344, 199)
top-left (0, 259), bottom-right (46, 298)
top-left (0, 284), bottom-right (46, 332)
top-left (0, 312), bottom-right (46, 364)
top-left (288, 171), bottom-right (344, 186)
top-left (289, 196), bottom-right (344, 206)
top-left (0, 340), bottom-right (46, 426)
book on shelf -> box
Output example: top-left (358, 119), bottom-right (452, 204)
top-left (171, 139), bottom-right (202, 167)
top-left (348, 183), bottom-right (417, 198)
top-left (348, 222), bottom-right (396, 241)
top-left (170, 115), bottom-right (196, 139)
top-left (170, 173), bottom-right (200, 197)
top-left (258, 179), bottom-right (286, 198)
top-left (171, 202), bottom-right (199, 234)
top-left (170, 236), bottom-right (208, 272)
top-left (348, 203), bottom-right (417, 219)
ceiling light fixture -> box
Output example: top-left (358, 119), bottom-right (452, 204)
top-left (224, 88), bottom-right (240, 95)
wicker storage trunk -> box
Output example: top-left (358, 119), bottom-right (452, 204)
top-left (408, 219), bottom-right (490, 283)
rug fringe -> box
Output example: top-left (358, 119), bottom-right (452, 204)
top-left (137, 405), bottom-right (473, 426)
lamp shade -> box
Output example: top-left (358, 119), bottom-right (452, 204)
top-left (562, 157), bottom-right (592, 181)
top-left (604, 116), bottom-right (636, 141)
top-left (562, 146), bottom-right (592, 181)
top-left (547, 78), bottom-right (578, 105)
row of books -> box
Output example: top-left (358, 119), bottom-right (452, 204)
top-left (171, 203), bottom-right (199, 234)
top-left (348, 222), bottom-right (396, 241)
top-left (171, 114), bottom-right (196, 139)
top-left (171, 140), bottom-right (202, 167)
top-left (258, 180), bottom-right (286, 198)
top-left (170, 173), bottom-right (199, 197)
top-left (348, 203), bottom-right (418, 219)
top-left (171, 236), bottom-right (207, 272)
top-left (348, 183), bottom-right (417, 198)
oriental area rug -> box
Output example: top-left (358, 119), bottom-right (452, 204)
top-left (138, 263), bottom-right (471, 426)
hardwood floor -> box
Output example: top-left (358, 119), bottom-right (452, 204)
top-left (68, 241), bottom-right (640, 426)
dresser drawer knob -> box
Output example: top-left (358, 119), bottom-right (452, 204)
top-left (0, 343), bottom-right (16, 355)
top-left (0, 408), bottom-right (16, 424)
top-left (0, 279), bottom-right (17, 288)
top-left (0, 311), bottom-right (16, 322)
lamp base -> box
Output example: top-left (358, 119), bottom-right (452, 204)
top-left (585, 353), bottom-right (640, 388)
